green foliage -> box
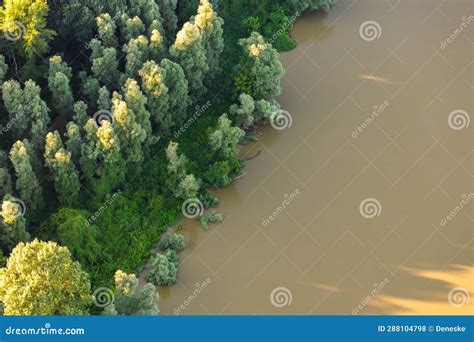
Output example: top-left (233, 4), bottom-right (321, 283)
top-left (103, 270), bottom-right (159, 315)
top-left (9, 140), bottom-right (43, 213)
top-left (0, 239), bottom-right (92, 315)
top-left (0, 0), bottom-right (56, 58)
top-left (157, 0), bottom-right (178, 41)
top-left (147, 249), bottom-right (179, 286)
top-left (0, 55), bottom-right (7, 83)
top-left (45, 208), bottom-right (101, 267)
top-left (0, 194), bottom-right (30, 251)
top-left (158, 232), bottom-right (186, 252)
top-left (229, 93), bottom-right (255, 129)
top-left (199, 211), bottom-right (223, 229)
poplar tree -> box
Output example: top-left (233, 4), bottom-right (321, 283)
top-left (72, 101), bottom-right (89, 133)
top-left (96, 13), bottom-right (119, 49)
top-left (103, 270), bottom-right (159, 315)
top-left (120, 14), bottom-right (145, 42)
top-left (122, 79), bottom-right (153, 143)
top-left (97, 86), bottom-right (112, 111)
top-left (0, 152), bottom-right (13, 199)
top-left (89, 39), bottom-right (120, 87)
top-left (166, 142), bottom-right (200, 199)
top-left (48, 62), bottom-right (74, 114)
top-left (9, 140), bottom-right (43, 212)
top-left (65, 122), bottom-right (82, 165)
top-left (139, 60), bottom-right (169, 135)
top-left (229, 93), bottom-right (255, 129)
top-left (111, 92), bottom-right (146, 163)
top-left (2, 80), bottom-right (29, 137)
top-left (44, 132), bottom-right (81, 206)
top-left (123, 35), bottom-right (149, 78)
top-left (0, 0), bottom-right (56, 59)
top-left (0, 55), bottom-right (7, 84)
top-left (157, 0), bottom-right (178, 41)
top-left (0, 239), bottom-right (92, 315)
top-left (0, 194), bottom-right (30, 250)
top-left (159, 58), bottom-right (190, 128)
top-left (238, 32), bottom-right (285, 98)
top-left (148, 22), bottom-right (166, 61)
top-left (170, 22), bottom-right (208, 99)
top-left (195, 0), bottom-right (224, 78)
top-left (209, 114), bottom-right (245, 161)
top-left (80, 119), bottom-right (99, 182)
top-left (24, 80), bottom-right (51, 150)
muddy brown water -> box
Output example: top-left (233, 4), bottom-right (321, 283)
top-left (140, 0), bottom-right (473, 315)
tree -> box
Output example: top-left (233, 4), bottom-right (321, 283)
top-left (0, 152), bottom-right (13, 199)
top-left (111, 92), bottom-right (146, 163)
top-left (64, 122), bottom-right (82, 165)
top-left (80, 119), bottom-right (99, 182)
top-left (229, 93), bottom-right (255, 129)
top-left (2, 80), bottom-right (51, 147)
top-left (160, 58), bottom-right (190, 128)
top-left (122, 78), bottom-right (153, 143)
top-left (48, 56), bottom-right (74, 114)
top-left (44, 132), bottom-right (81, 206)
top-left (158, 232), bottom-right (186, 252)
top-left (254, 98), bottom-right (280, 121)
top-left (97, 86), bottom-right (111, 111)
top-left (165, 142), bottom-right (200, 199)
top-left (0, 54), bottom-right (7, 83)
top-left (170, 22), bottom-right (208, 99)
top-left (47, 208), bottom-right (101, 266)
top-left (0, 194), bottom-right (30, 251)
top-left (72, 101), bottom-right (89, 133)
top-left (0, 239), bottom-right (92, 315)
top-left (157, 0), bottom-right (178, 41)
top-left (120, 14), bottom-right (145, 42)
top-left (238, 32), bottom-right (285, 98)
top-left (147, 249), bottom-right (179, 286)
top-left (0, 0), bottom-right (56, 58)
top-left (148, 23), bottom-right (166, 61)
top-left (103, 270), bottom-right (159, 315)
top-left (209, 114), bottom-right (245, 161)
top-left (139, 60), bottom-right (170, 136)
top-left (9, 140), bottom-right (43, 213)
top-left (195, 0), bottom-right (224, 79)
top-left (89, 39), bottom-right (120, 87)
top-left (123, 35), bottom-right (149, 79)
top-left (96, 13), bottom-right (118, 49)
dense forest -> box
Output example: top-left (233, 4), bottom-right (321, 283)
top-left (0, 0), bottom-right (335, 315)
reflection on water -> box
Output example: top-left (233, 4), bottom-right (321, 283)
top-left (140, 0), bottom-right (473, 315)
top-left (371, 265), bottom-right (474, 314)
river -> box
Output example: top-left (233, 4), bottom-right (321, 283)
top-left (141, 0), bottom-right (473, 315)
